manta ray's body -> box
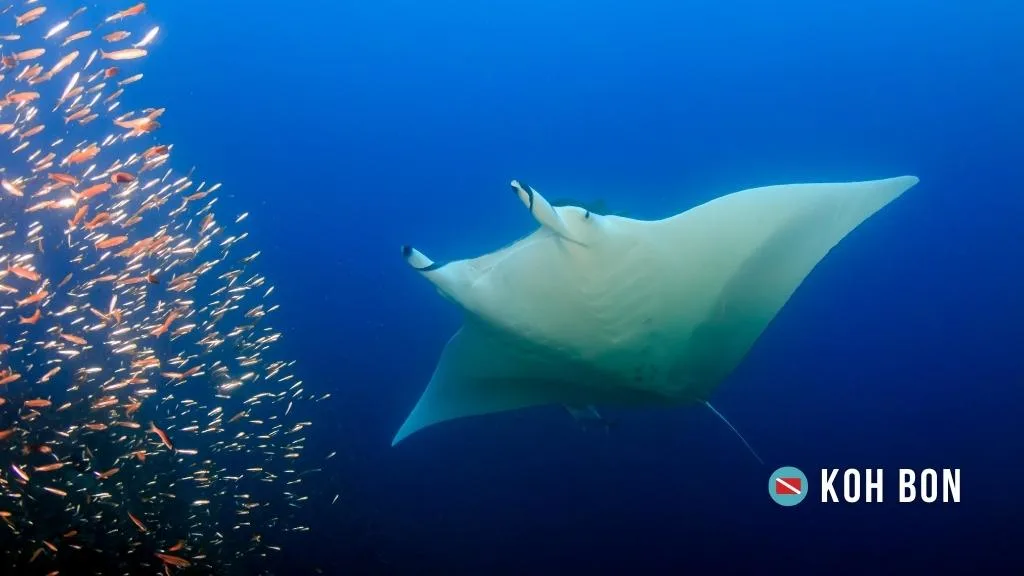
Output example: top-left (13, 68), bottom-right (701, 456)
top-left (395, 176), bottom-right (918, 446)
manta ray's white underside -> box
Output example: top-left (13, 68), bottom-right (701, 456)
top-left (394, 176), bottom-right (919, 446)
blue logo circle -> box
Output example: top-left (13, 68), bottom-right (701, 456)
top-left (769, 466), bottom-right (808, 506)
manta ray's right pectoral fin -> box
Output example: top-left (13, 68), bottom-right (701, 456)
top-left (511, 180), bottom-right (581, 243)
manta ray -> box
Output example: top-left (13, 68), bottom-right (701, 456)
top-left (394, 175), bottom-right (919, 451)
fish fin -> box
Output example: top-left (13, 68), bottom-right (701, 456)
top-left (401, 244), bottom-right (464, 293)
top-left (653, 176), bottom-right (919, 399)
top-left (511, 180), bottom-right (584, 243)
top-left (392, 319), bottom-right (596, 445)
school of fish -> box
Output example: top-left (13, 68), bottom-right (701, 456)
top-left (1, 2), bottom-right (324, 574)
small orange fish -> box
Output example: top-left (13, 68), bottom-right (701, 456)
top-left (34, 462), bottom-right (66, 472)
top-left (143, 144), bottom-right (169, 158)
top-left (48, 51), bottom-right (79, 76)
top-left (168, 540), bottom-right (186, 552)
top-left (96, 236), bottom-right (129, 249)
top-left (132, 358), bottom-right (160, 370)
top-left (62, 30), bottom-right (91, 46)
top-left (19, 124), bottom-right (45, 139)
top-left (23, 399), bottom-right (52, 409)
top-left (84, 212), bottom-right (112, 230)
top-left (12, 49), bottom-right (45, 61)
top-left (65, 144), bottom-right (100, 165)
top-left (154, 553), bottom-right (190, 568)
top-left (78, 182), bottom-right (112, 199)
top-left (149, 421), bottom-right (174, 451)
top-left (115, 116), bottom-right (157, 130)
top-left (96, 467), bottom-right (120, 480)
top-left (19, 309), bottom-right (42, 325)
top-left (5, 91), bottom-right (41, 105)
top-left (0, 373), bottom-right (20, 386)
top-left (50, 173), bottom-right (79, 186)
top-left (107, 3), bottom-right (146, 22)
top-left (100, 48), bottom-right (147, 61)
top-left (91, 396), bottom-right (119, 410)
top-left (151, 309), bottom-right (180, 336)
top-left (8, 265), bottom-right (40, 281)
top-left (15, 7), bottom-right (47, 27)
top-left (16, 290), bottom-right (48, 307)
top-left (128, 511), bottom-right (148, 533)
top-left (103, 31), bottom-right (131, 42)
top-left (59, 333), bottom-right (87, 346)
top-left (70, 205), bottom-right (89, 228)
top-left (39, 367), bottom-right (61, 383)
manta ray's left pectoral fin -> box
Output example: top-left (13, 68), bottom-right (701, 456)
top-left (511, 180), bottom-right (583, 244)
top-left (392, 319), bottom-right (600, 446)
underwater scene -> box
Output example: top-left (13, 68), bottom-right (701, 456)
top-left (1, 1), bottom-right (1021, 574)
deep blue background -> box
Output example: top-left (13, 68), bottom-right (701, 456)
top-left (131, 0), bottom-right (1023, 573)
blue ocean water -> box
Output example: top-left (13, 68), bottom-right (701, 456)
top-left (144, 0), bottom-right (1022, 573)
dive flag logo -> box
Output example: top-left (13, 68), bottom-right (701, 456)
top-left (769, 466), bottom-right (808, 506)
top-left (775, 476), bottom-right (802, 495)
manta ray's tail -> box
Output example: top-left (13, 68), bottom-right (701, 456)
top-left (703, 401), bottom-right (764, 465)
